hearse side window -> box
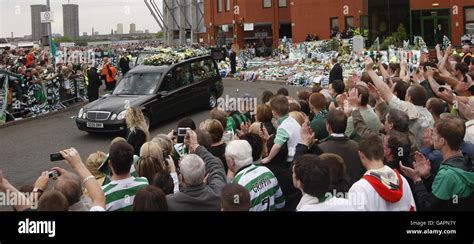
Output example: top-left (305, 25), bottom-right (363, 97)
top-left (191, 60), bottom-right (206, 83)
top-left (191, 58), bottom-right (218, 83)
top-left (205, 58), bottom-right (218, 77)
top-left (175, 64), bottom-right (193, 87)
top-left (159, 70), bottom-right (177, 92)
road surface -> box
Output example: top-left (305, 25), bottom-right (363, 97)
top-left (0, 79), bottom-right (306, 188)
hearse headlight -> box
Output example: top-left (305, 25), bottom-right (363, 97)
top-left (110, 113), bottom-right (117, 120)
top-left (78, 108), bottom-right (84, 119)
top-left (117, 110), bottom-right (127, 120)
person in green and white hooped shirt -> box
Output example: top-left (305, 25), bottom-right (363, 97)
top-left (227, 140), bottom-right (285, 211)
top-left (262, 95), bottom-right (301, 164)
top-left (101, 140), bottom-right (148, 212)
top-left (99, 137), bottom-right (140, 186)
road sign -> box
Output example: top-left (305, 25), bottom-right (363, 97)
top-left (40, 11), bottom-right (54, 23)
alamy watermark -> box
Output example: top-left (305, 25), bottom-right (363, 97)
top-left (0, 190), bottom-right (39, 209)
top-left (18, 218), bottom-right (56, 238)
top-left (55, 48), bottom-right (97, 66)
top-left (217, 95), bottom-right (258, 115)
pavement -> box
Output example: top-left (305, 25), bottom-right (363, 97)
top-left (0, 78), bottom-right (307, 191)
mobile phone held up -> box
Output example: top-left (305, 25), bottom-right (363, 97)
top-left (177, 128), bottom-right (187, 144)
top-left (50, 153), bottom-right (64, 162)
top-left (48, 170), bottom-right (59, 179)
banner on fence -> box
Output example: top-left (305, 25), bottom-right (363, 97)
top-left (0, 74), bottom-right (9, 124)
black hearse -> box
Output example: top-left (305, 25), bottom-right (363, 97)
top-left (76, 55), bottom-right (224, 133)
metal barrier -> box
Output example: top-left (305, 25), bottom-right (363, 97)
top-left (59, 74), bottom-right (87, 106)
top-left (1, 69), bottom-right (88, 122)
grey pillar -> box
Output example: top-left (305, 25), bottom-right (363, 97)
top-left (163, 0), bottom-right (174, 45)
top-left (179, 0), bottom-right (186, 45)
top-left (190, 0), bottom-right (198, 43)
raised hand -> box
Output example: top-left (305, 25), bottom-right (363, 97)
top-left (300, 121), bottom-right (316, 147)
top-left (185, 129), bottom-right (199, 153)
top-left (365, 57), bottom-right (374, 71)
top-left (368, 83), bottom-right (382, 102)
top-left (347, 88), bottom-right (360, 108)
top-left (60, 148), bottom-right (83, 169)
top-left (0, 170), bottom-right (12, 192)
top-left (399, 162), bottom-right (421, 182)
top-left (336, 93), bottom-right (347, 108)
top-left (414, 151), bottom-right (431, 179)
top-left (34, 171), bottom-right (50, 191)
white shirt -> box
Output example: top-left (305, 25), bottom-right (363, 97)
top-left (89, 206), bottom-right (105, 212)
top-left (296, 194), bottom-right (357, 211)
top-left (465, 120), bottom-right (474, 144)
top-left (348, 168), bottom-right (416, 211)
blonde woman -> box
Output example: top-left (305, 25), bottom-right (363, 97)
top-left (137, 142), bottom-right (166, 183)
top-left (152, 135), bottom-right (173, 157)
top-left (125, 107), bottom-right (150, 155)
top-left (289, 111), bottom-right (306, 126)
top-left (138, 142), bottom-right (179, 193)
top-left (84, 151), bottom-right (107, 197)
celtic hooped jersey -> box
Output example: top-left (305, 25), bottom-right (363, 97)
top-left (232, 164), bottom-right (285, 211)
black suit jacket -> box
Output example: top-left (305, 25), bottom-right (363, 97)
top-left (87, 67), bottom-right (102, 87)
top-left (318, 136), bottom-right (365, 185)
top-left (329, 63), bottom-right (343, 84)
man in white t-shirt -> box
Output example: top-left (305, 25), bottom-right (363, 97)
top-left (349, 134), bottom-right (416, 211)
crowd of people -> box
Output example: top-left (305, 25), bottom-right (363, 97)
top-left (0, 42), bottom-right (164, 120)
top-left (1, 34), bottom-right (474, 211)
top-left (1, 41), bottom-right (474, 211)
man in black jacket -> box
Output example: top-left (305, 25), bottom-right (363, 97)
top-left (329, 57), bottom-right (343, 84)
top-left (119, 55), bottom-right (130, 75)
top-left (87, 64), bottom-right (101, 102)
top-left (319, 110), bottom-right (365, 185)
top-left (400, 117), bottom-right (474, 211)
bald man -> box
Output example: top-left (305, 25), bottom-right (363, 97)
top-left (54, 171), bottom-right (90, 211)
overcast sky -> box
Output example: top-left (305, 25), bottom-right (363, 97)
top-left (0, 0), bottom-right (162, 38)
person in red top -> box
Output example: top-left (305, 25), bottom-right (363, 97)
top-left (101, 58), bottom-right (117, 91)
top-left (26, 51), bottom-right (35, 68)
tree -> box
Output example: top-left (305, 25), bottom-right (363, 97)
top-left (54, 36), bottom-right (72, 43)
top-left (392, 24), bottom-right (408, 47)
top-left (379, 23), bottom-right (408, 50)
top-left (156, 31), bottom-right (164, 39)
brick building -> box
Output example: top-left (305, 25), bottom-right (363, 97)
top-left (204, 0), bottom-right (291, 49)
top-left (205, 0), bottom-right (474, 48)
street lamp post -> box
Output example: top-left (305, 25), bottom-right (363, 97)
top-left (46, 0), bottom-right (53, 49)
